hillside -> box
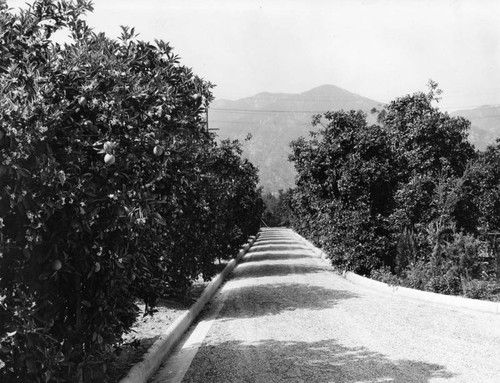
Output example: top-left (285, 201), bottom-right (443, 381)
top-left (211, 86), bottom-right (500, 193)
top-left (210, 85), bottom-right (383, 193)
top-left (451, 105), bottom-right (500, 150)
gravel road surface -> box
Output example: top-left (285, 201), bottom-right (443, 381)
top-left (152, 227), bottom-right (500, 383)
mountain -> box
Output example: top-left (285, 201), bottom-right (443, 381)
top-left (451, 106), bottom-right (500, 150)
top-left (211, 85), bottom-right (500, 193)
top-left (210, 85), bottom-right (383, 193)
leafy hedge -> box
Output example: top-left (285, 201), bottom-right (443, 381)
top-left (0, 1), bottom-right (263, 381)
top-left (283, 82), bottom-right (500, 300)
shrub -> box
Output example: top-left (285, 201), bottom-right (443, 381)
top-left (461, 279), bottom-right (500, 301)
top-left (370, 267), bottom-right (401, 286)
top-left (398, 232), bottom-right (488, 296)
top-left (401, 260), bottom-right (430, 291)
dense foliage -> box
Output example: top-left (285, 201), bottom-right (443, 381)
top-left (284, 82), bottom-right (500, 300)
top-left (0, 1), bottom-right (263, 381)
top-left (261, 190), bottom-right (289, 227)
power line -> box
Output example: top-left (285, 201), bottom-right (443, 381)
top-left (210, 99), bottom-right (500, 112)
top-left (210, 121), bottom-right (261, 125)
top-left (210, 108), bottom-right (342, 114)
top-left (448, 104), bottom-right (500, 111)
top-left (210, 104), bottom-right (500, 116)
top-left (214, 97), bottom-right (383, 102)
top-left (457, 115), bottom-right (500, 120)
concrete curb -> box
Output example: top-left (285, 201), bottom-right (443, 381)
top-left (344, 271), bottom-right (500, 315)
top-left (118, 235), bottom-right (258, 383)
top-left (292, 230), bottom-right (500, 315)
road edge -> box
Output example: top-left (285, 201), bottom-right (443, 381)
top-left (118, 235), bottom-right (258, 383)
top-left (343, 271), bottom-right (500, 315)
top-left (292, 230), bottom-right (500, 315)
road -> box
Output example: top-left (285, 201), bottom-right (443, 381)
top-left (151, 227), bottom-right (500, 383)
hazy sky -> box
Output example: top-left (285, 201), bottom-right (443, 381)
top-left (7, 0), bottom-right (500, 111)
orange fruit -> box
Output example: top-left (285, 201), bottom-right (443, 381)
top-left (104, 153), bottom-right (116, 165)
top-left (153, 145), bottom-right (164, 156)
top-left (52, 259), bottom-right (62, 271)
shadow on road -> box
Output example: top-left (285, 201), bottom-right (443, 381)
top-left (234, 261), bottom-right (327, 279)
top-left (183, 340), bottom-right (455, 383)
top-left (249, 244), bottom-right (310, 253)
top-left (252, 238), bottom-right (307, 245)
top-left (217, 282), bottom-right (358, 319)
top-left (233, 246), bottom-right (328, 279)
top-left (242, 249), bottom-right (313, 263)
top-left (182, 338), bottom-right (455, 383)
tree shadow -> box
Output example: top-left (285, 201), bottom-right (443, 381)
top-left (249, 243), bottom-right (310, 252)
top-left (256, 238), bottom-right (296, 242)
top-left (217, 283), bottom-right (358, 320)
top-left (252, 238), bottom-right (306, 245)
top-left (234, 261), bottom-right (326, 279)
top-left (257, 234), bottom-right (297, 240)
top-left (182, 338), bottom-right (456, 382)
top-left (243, 249), bottom-right (312, 263)
top-left (234, 248), bottom-right (325, 280)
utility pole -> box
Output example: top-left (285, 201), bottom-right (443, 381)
top-left (206, 107), bottom-right (219, 133)
top-left (205, 108), bottom-right (209, 133)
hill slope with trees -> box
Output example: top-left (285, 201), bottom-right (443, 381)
top-left (214, 88), bottom-right (500, 193)
top-left (210, 85), bottom-right (383, 192)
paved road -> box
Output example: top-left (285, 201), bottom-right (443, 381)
top-left (152, 228), bottom-right (500, 383)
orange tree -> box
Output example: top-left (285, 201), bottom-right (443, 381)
top-left (205, 139), bottom-right (263, 263)
top-left (288, 111), bottom-right (397, 273)
top-left (285, 85), bottom-right (477, 277)
top-left (0, 1), bottom-right (262, 381)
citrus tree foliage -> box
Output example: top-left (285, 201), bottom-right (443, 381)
top-left (383, 85), bottom-right (475, 234)
top-left (0, 1), bottom-right (262, 381)
top-left (383, 85), bottom-right (474, 179)
top-left (285, 85), bottom-right (480, 281)
top-left (288, 110), bottom-right (397, 273)
top-left (261, 190), bottom-right (289, 227)
top-left (464, 141), bottom-right (500, 232)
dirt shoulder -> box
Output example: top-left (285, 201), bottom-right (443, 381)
top-left (97, 279), bottom-right (211, 383)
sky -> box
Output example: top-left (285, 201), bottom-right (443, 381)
top-left (7, 0), bottom-right (500, 111)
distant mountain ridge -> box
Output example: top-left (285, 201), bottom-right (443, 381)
top-left (210, 85), bottom-right (383, 193)
top-left (212, 85), bottom-right (500, 193)
top-left (213, 84), bottom-right (380, 112)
